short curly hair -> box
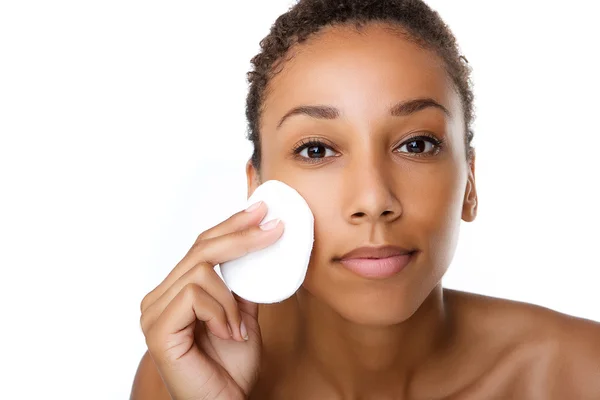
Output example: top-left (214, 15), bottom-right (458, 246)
top-left (246, 0), bottom-right (475, 169)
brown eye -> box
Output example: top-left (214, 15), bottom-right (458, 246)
top-left (304, 145), bottom-right (327, 158)
top-left (406, 139), bottom-right (430, 153)
top-left (396, 136), bottom-right (441, 155)
top-left (296, 142), bottom-right (336, 159)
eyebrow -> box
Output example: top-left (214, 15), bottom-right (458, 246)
top-left (276, 97), bottom-right (451, 129)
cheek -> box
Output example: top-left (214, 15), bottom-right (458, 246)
top-left (300, 180), bottom-right (343, 256)
top-left (409, 165), bottom-right (466, 264)
top-left (411, 170), bottom-right (463, 222)
top-left (256, 162), bottom-right (342, 257)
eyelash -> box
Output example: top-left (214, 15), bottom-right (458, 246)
top-left (291, 137), bottom-right (337, 163)
top-left (396, 133), bottom-right (444, 156)
top-left (291, 133), bottom-right (444, 163)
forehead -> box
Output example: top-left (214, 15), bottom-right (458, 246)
top-left (261, 23), bottom-right (461, 131)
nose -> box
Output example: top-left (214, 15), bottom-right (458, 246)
top-left (344, 158), bottom-right (402, 225)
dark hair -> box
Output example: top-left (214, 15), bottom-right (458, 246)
top-left (245, 0), bottom-right (475, 169)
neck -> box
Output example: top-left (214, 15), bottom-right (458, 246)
top-left (274, 284), bottom-right (455, 398)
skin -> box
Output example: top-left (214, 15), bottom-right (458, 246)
top-left (131, 23), bottom-right (600, 399)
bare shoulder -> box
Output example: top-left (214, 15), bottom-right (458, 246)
top-left (130, 350), bottom-right (171, 400)
top-left (529, 301), bottom-right (600, 398)
top-left (445, 288), bottom-right (600, 398)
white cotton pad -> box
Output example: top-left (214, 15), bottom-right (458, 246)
top-left (220, 180), bottom-right (314, 304)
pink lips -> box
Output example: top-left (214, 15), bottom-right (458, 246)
top-left (337, 245), bottom-right (415, 279)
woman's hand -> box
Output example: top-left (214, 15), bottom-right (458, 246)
top-left (140, 201), bottom-right (283, 400)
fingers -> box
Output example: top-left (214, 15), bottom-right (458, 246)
top-left (141, 203), bottom-right (283, 343)
top-left (144, 264), bottom-right (246, 341)
top-left (154, 283), bottom-right (230, 341)
top-left (147, 221), bottom-right (283, 340)
top-left (143, 283), bottom-right (229, 367)
top-left (197, 201), bottom-right (266, 241)
top-left (193, 219), bottom-right (283, 267)
top-left (140, 202), bottom-right (269, 314)
top-left (139, 203), bottom-right (273, 400)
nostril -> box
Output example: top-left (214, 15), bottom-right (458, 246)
top-left (352, 212), bottom-right (366, 218)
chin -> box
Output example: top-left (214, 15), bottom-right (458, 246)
top-left (329, 286), bottom-right (428, 326)
top-left (302, 270), bottom-right (439, 327)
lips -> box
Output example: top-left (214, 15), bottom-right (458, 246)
top-left (336, 245), bottom-right (416, 279)
top-left (338, 245), bottom-right (415, 260)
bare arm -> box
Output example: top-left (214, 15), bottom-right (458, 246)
top-left (130, 351), bottom-right (171, 400)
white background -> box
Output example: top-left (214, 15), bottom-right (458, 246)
top-left (1, 1), bottom-right (599, 398)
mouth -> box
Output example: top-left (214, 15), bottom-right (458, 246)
top-left (335, 245), bottom-right (417, 279)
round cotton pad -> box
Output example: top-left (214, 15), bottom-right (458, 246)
top-left (220, 180), bottom-right (314, 304)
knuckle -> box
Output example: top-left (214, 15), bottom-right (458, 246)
top-left (190, 240), bottom-right (206, 253)
top-left (139, 312), bottom-right (150, 334)
top-left (213, 301), bottom-right (227, 322)
top-left (181, 282), bottom-right (200, 300)
top-left (139, 310), bottom-right (158, 338)
top-left (234, 229), bottom-right (256, 253)
top-left (236, 227), bottom-right (253, 239)
top-left (190, 240), bottom-right (207, 255)
top-left (140, 293), bottom-right (152, 313)
top-left (190, 264), bottom-right (211, 283)
top-left (196, 230), bottom-right (209, 241)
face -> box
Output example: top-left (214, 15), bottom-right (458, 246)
top-left (247, 23), bottom-right (477, 325)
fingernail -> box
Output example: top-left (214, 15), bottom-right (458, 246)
top-left (259, 218), bottom-right (280, 231)
top-left (228, 324), bottom-right (233, 337)
top-left (245, 201), bottom-right (262, 213)
top-left (240, 321), bottom-right (249, 341)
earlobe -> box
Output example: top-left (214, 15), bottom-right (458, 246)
top-left (462, 181), bottom-right (478, 223)
top-left (246, 160), bottom-right (261, 198)
top-left (462, 154), bottom-right (478, 222)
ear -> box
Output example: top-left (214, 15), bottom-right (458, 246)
top-left (246, 159), bottom-right (261, 198)
top-left (462, 150), bottom-right (478, 222)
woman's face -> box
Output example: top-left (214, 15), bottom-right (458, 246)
top-left (247, 23), bottom-right (477, 325)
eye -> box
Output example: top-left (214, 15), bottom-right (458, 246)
top-left (298, 144), bottom-right (336, 159)
top-left (395, 135), bottom-right (443, 156)
top-left (294, 140), bottom-right (338, 160)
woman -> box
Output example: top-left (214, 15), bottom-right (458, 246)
top-left (132, 0), bottom-right (600, 398)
